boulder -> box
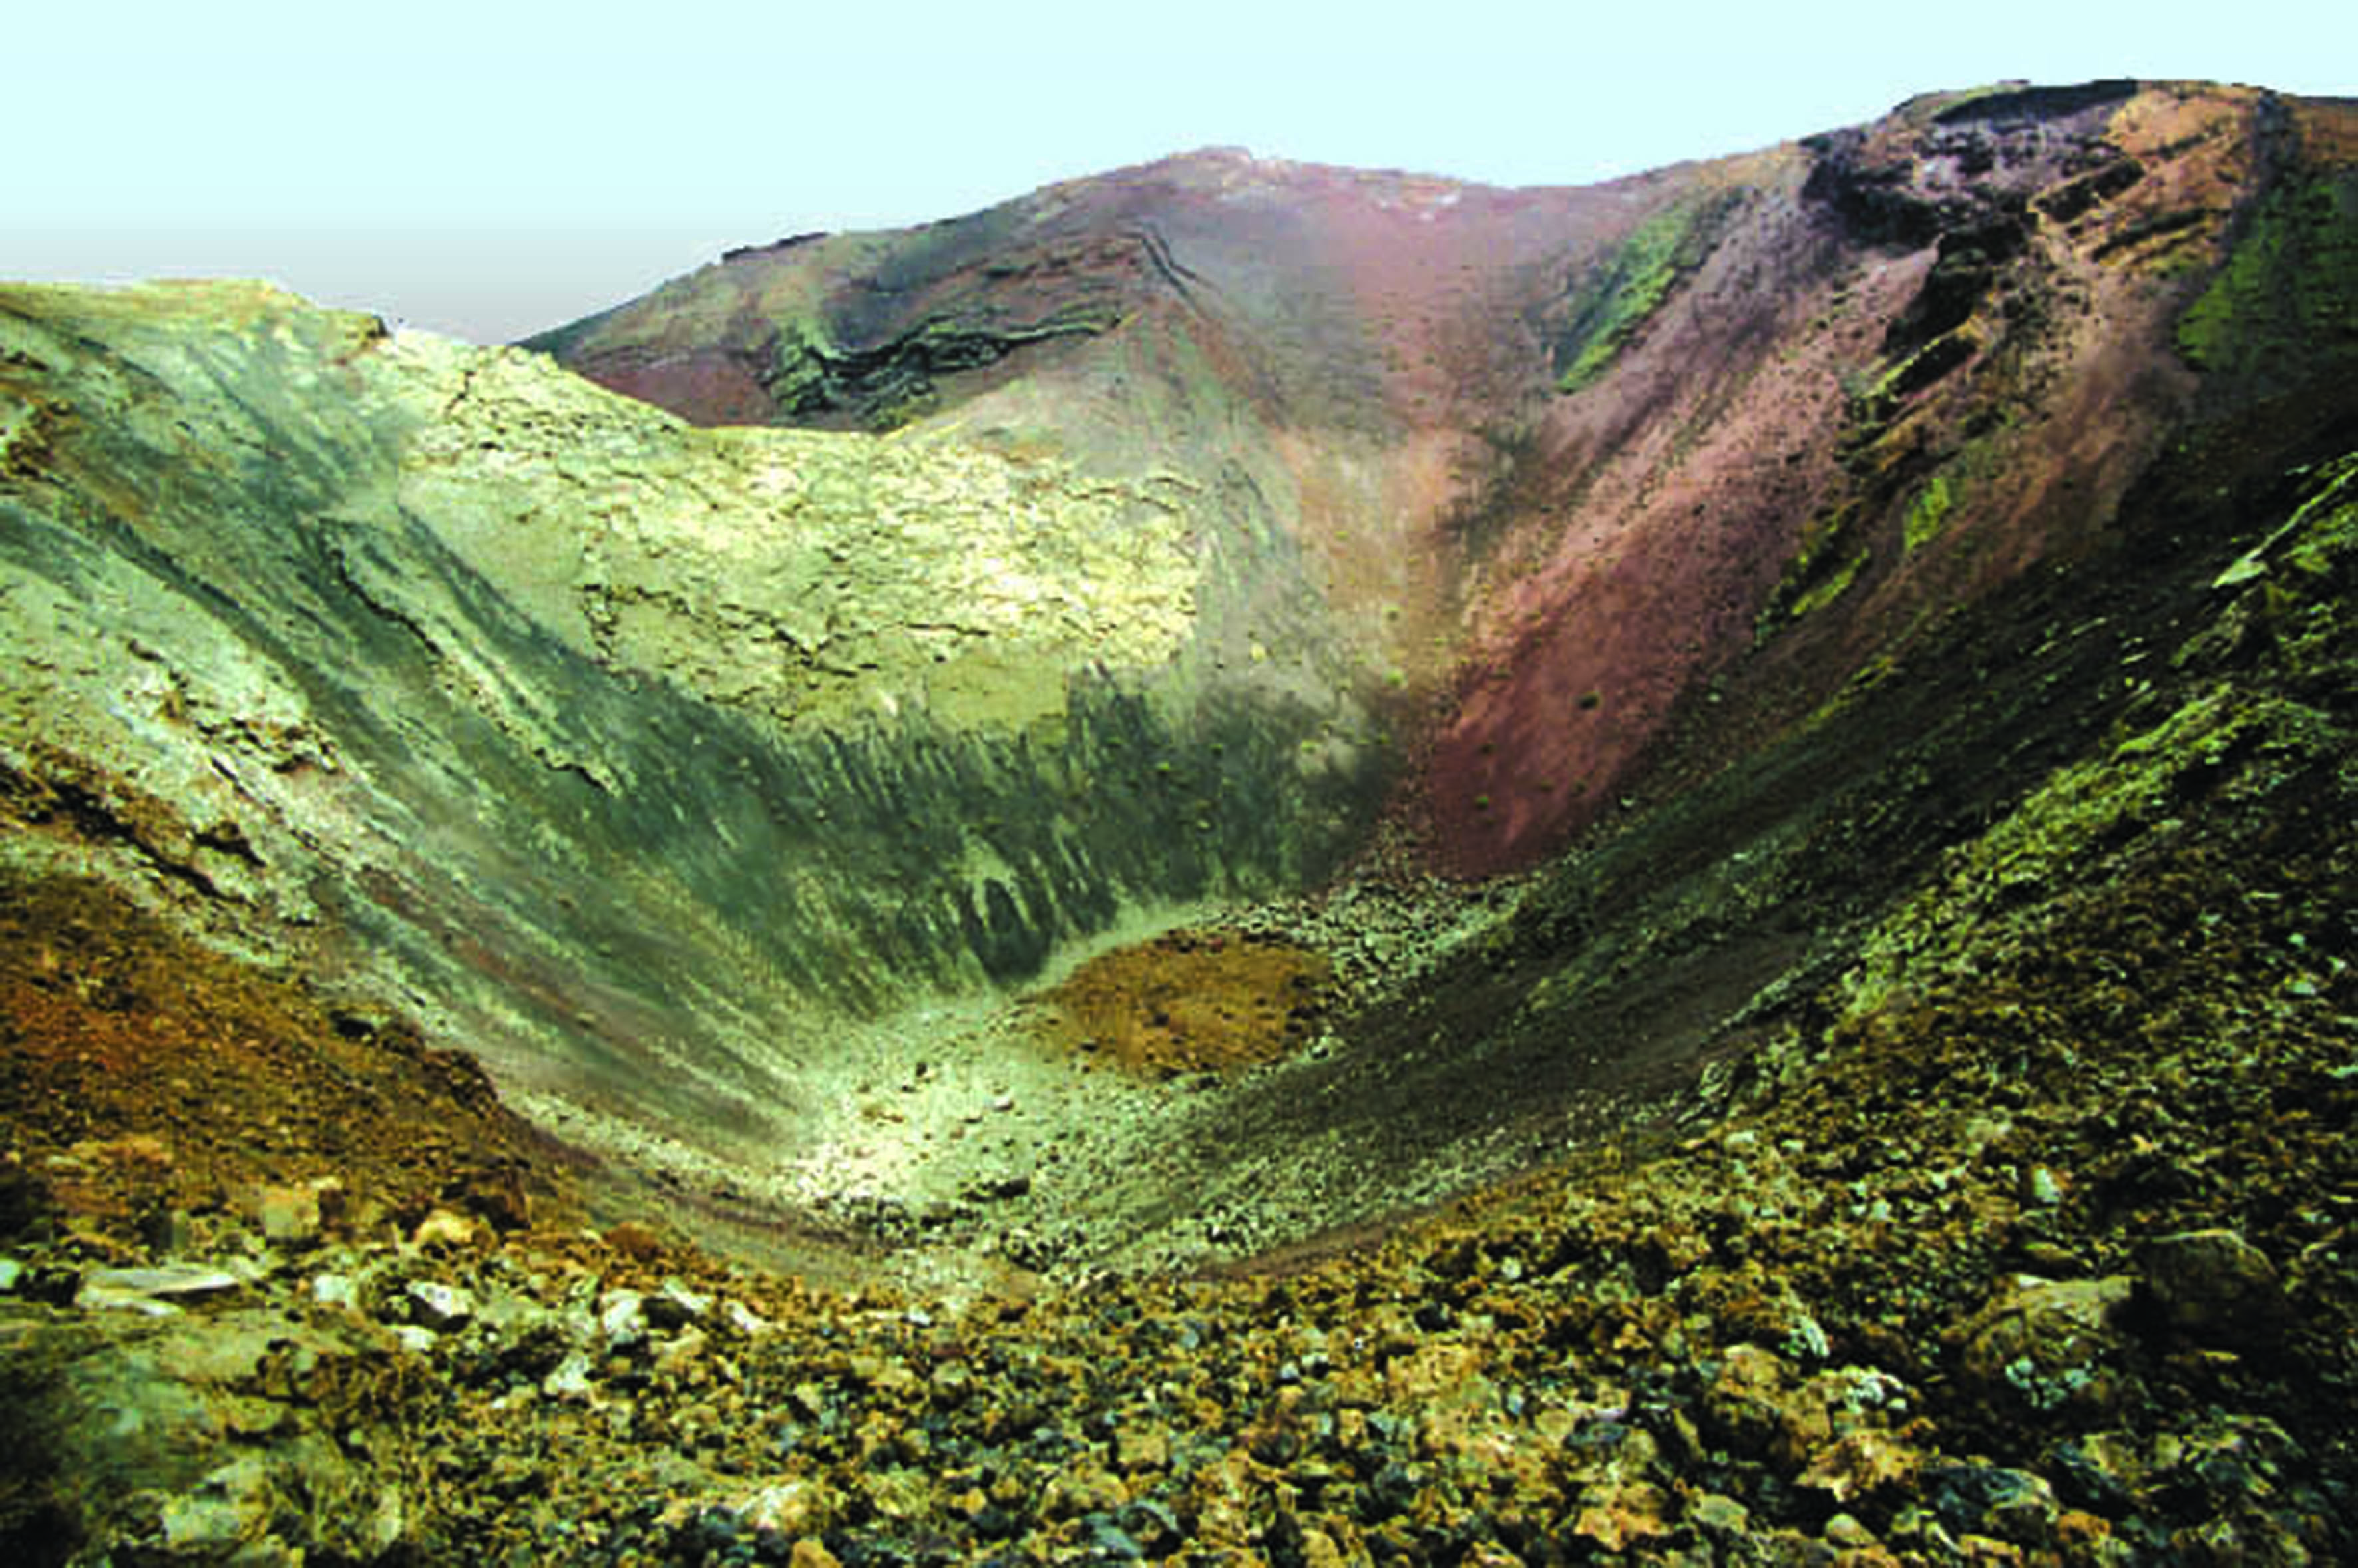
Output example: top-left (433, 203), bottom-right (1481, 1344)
top-left (2136, 1229), bottom-right (2292, 1355)
top-left (1953, 1274), bottom-right (2138, 1419)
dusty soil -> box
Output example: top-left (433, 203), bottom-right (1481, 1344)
top-left (1022, 927), bottom-right (1335, 1078)
top-left (0, 872), bottom-right (579, 1260)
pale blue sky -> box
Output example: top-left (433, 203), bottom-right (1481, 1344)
top-left (9, 1), bottom-right (2350, 343)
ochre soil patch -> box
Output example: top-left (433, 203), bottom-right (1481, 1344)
top-left (1027, 927), bottom-right (1334, 1078)
top-left (0, 870), bottom-right (578, 1255)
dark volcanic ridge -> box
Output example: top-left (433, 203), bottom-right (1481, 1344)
top-left (5, 78), bottom-right (2358, 1562)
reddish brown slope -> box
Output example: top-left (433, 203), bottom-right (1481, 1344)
top-left (0, 869), bottom-right (576, 1254)
top-left (1423, 85), bottom-right (2257, 870)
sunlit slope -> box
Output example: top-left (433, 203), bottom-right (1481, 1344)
top-left (1, 280), bottom-right (1385, 1173)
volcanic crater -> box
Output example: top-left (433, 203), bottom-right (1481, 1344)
top-left (5, 78), bottom-right (2358, 1564)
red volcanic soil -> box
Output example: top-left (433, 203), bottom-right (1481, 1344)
top-left (1422, 86), bottom-right (2291, 875)
top-left (588, 353), bottom-right (777, 427)
top-left (0, 871), bottom-right (577, 1254)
